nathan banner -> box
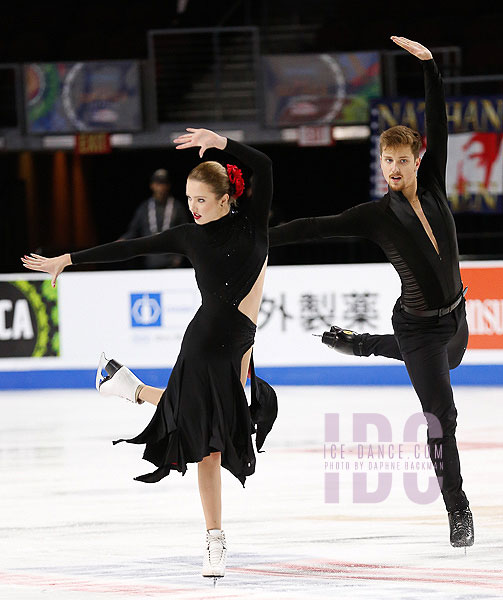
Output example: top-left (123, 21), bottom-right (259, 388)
top-left (370, 96), bottom-right (503, 213)
top-left (0, 279), bottom-right (59, 358)
top-left (262, 51), bottom-right (381, 127)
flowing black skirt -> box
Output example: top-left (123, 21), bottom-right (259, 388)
top-left (113, 294), bottom-right (278, 486)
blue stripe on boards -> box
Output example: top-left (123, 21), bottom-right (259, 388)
top-left (0, 364), bottom-right (501, 389)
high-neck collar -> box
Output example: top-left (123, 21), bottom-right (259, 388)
top-left (200, 209), bottom-right (234, 232)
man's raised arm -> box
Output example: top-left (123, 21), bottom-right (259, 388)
top-left (391, 36), bottom-right (447, 184)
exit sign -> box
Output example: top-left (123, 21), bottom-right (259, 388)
top-left (75, 133), bottom-right (111, 154)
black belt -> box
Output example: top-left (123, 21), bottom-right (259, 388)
top-left (401, 287), bottom-right (467, 318)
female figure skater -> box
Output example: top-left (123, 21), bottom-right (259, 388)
top-left (22, 128), bottom-right (278, 580)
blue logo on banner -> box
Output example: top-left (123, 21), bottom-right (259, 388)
top-left (130, 293), bottom-right (162, 327)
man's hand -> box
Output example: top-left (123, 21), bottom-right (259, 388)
top-left (391, 36), bottom-right (433, 61)
top-left (174, 128), bottom-right (227, 158)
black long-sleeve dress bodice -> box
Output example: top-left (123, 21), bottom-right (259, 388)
top-left (72, 139), bottom-right (271, 308)
top-left (269, 60), bottom-right (462, 311)
top-left (72, 138), bottom-right (277, 486)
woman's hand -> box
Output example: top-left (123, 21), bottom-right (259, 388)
top-left (391, 36), bottom-right (433, 61)
top-left (21, 253), bottom-right (72, 287)
top-left (173, 128), bottom-right (227, 158)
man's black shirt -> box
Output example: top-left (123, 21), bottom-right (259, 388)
top-left (269, 59), bottom-right (462, 311)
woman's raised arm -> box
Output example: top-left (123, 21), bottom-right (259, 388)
top-left (174, 128), bottom-right (272, 231)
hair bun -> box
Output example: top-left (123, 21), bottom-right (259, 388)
top-left (226, 164), bottom-right (245, 199)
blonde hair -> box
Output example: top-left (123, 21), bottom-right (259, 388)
top-left (379, 125), bottom-right (422, 159)
top-left (188, 161), bottom-right (237, 208)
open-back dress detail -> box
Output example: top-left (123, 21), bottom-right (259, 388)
top-left (71, 139), bottom-right (278, 486)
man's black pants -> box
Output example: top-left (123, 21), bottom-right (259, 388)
top-left (362, 298), bottom-right (469, 513)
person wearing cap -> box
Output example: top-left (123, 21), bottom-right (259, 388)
top-left (121, 168), bottom-right (191, 268)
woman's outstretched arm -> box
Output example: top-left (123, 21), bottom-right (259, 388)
top-left (21, 252), bottom-right (72, 288)
top-left (22, 225), bottom-right (190, 286)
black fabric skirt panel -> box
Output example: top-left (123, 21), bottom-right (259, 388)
top-left (113, 293), bottom-right (278, 487)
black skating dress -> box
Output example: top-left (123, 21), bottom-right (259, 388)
top-left (70, 138), bottom-right (278, 486)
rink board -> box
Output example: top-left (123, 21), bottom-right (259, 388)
top-left (1, 261), bottom-right (502, 388)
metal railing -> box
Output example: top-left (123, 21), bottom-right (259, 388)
top-left (382, 46), bottom-right (463, 97)
top-left (383, 46), bottom-right (503, 97)
top-left (147, 26), bottom-right (260, 123)
top-left (1, 28), bottom-right (503, 136)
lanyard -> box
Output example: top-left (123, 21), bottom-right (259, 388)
top-left (148, 197), bottom-right (175, 234)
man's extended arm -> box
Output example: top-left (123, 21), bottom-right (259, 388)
top-left (269, 203), bottom-right (374, 247)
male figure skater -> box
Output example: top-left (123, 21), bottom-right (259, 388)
top-left (268, 37), bottom-right (473, 547)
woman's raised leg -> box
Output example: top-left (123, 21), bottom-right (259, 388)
top-left (137, 385), bottom-right (164, 406)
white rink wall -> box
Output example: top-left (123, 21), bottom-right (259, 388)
top-left (0, 261), bottom-right (502, 388)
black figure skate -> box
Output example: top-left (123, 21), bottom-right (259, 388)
top-left (319, 325), bottom-right (367, 356)
top-left (448, 507), bottom-right (474, 550)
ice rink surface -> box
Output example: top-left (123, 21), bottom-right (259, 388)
top-left (1, 385), bottom-right (502, 600)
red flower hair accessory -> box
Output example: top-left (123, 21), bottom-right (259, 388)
top-left (226, 164), bottom-right (245, 199)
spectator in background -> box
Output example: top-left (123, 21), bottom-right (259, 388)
top-left (121, 168), bottom-right (190, 268)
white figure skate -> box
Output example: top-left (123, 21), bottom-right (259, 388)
top-left (202, 529), bottom-right (227, 584)
top-left (96, 352), bottom-right (144, 404)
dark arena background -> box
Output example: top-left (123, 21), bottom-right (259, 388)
top-left (1, 2), bottom-right (502, 270)
top-left (0, 3), bottom-right (502, 599)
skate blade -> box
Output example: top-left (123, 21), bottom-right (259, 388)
top-left (95, 352), bottom-right (109, 391)
top-left (203, 574), bottom-right (224, 585)
top-left (203, 574), bottom-right (224, 578)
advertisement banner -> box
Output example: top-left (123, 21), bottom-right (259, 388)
top-left (461, 264), bottom-right (503, 349)
top-left (56, 270), bottom-right (201, 369)
top-left (0, 278), bottom-right (59, 358)
top-left (370, 97), bottom-right (503, 213)
top-left (24, 61), bottom-right (142, 133)
top-left (371, 96), bottom-right (503, 135)
top-left (263, 51), bottom-right (381, 127)
top-left (1, 263), bottom-right (502, 387)
top-left (253, 264), bottom-right (400, 366)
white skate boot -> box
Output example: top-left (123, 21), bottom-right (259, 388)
top-left (95, 352), bottom-right (144, 404)
top-left (202, 529), bottom-right (227, 582)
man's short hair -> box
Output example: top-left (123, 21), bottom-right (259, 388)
top-left (379, 125), bottom-right (423, 159)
